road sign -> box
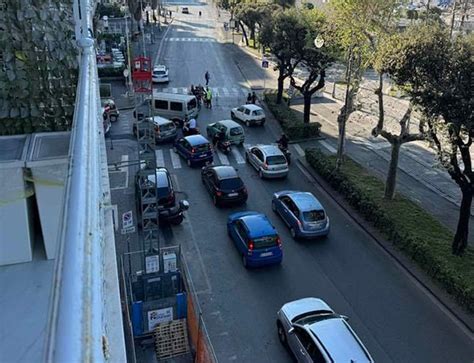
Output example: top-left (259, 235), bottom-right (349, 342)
top-left (122, 210), bottom-right (133, 229)
top-left (145, 254), bottom-right (160, 273)
top-left (262, 56), bottom-right (269, 68)
top-left (121, 226), bottom-right (136, 235)
top-left (123, 68), bottom-right (129, 78)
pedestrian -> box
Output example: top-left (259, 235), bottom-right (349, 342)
top-left (246, 93), bottom-right (252, 104)
top-left (190, 84), bottom-right (195, 95)
top-left (206, 87), bottom-right (213, 109)
top-left (205, 70), bottom-right (210, 85)
top-left (251, 91), bottom-right (257, 104)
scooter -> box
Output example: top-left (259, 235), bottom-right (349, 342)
top-left (216, 140), bottom-right (231, 155)
top-left (158, 200), bottom-right (190, 226)
top-left (278, 143), bottom-right (291, 165)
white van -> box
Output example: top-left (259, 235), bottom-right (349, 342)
top-left (150, 92), bottom-right (199, 121)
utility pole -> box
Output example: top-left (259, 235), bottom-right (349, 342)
top-left (450, 0), bottom-right (458, 38)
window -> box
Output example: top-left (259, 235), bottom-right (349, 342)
top-left (155, 100), bottom-right (168, 110)
top-left (238, 107), bottom-right (245, 112)
top-left (303, 210), bottom-right (326, 222)
top-left (193, 143), bottom-right (211, 152)
top-left (230, 127), bottom-right (243, 136)
top-left (252, 148), bottom-right (263, 161)
top-left (253, 235), bottom-right (278, 249)
top-left (244, 109), bottom-right (251, 115)
top-left (252, 110), bottom-right (264, 116)
top-left (219, 177), bottom-right (243, 190)
top-left (235, 221), bottom-right (247, 240)
top-left (170, 101), bottom-right (183, 111)
top-left (267, 155), bottom-right (287, 165)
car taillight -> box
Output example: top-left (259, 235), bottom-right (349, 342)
top-left (191, 147), bottom-right (196, 153)
top-left (243, 187), bottom-right (247, 194)
top-left (262, 162), bottom-right (268, 170)
top-left (216, 190), bottom-right (222, 196)
top-left (248, 241), bottom-right (254, 251)
top-left (277, 237), bottom-right (282, 249)
top-left (297, 219), bottom-right (302, 227)
top-left (155, 126), bottom-right (160, 133)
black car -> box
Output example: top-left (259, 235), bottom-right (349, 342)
top-left (135, 167), bottom-right (176, 211)
top-left (201, 165), bottom-right (247, 206)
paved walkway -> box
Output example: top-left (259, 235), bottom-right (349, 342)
top-left (228, 38), bottom-right (473, 244)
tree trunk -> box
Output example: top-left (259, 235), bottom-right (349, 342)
top-left (250, 27), bottom-right (255, 47)
top-left (303, 92), bottom-right (311, 124)
top-left (239, 21), bottom-right (249, 46)
top-left (276, 74), bottom-right (285, 104)
top-left (384, 140), bottom-right (401, 199)
top-left (452, 186), bottom-right (472, 255)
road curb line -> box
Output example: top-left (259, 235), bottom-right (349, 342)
top-left (295, 158), bottom-right (474, 337)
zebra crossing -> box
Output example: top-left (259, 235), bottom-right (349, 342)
top-left (153, 144), bottom-right (250, 170)
top-left (166, 37), bottom-right (217, 42)
top-left (155, 86), bottom-right (251, 98)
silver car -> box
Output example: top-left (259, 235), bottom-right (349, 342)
top-left (245, 144), bottom-right (289, 179)
top-left (277, 298), bottom-right (374, 363)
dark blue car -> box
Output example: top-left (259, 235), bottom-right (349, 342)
top-left (227, 211), bottom-right (283, 268)
top-left (173, 135), bottom-right (213, 167)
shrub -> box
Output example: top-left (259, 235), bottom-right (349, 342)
top-left (264, 91), bottom-right (321, 140)
top-left (305, 147), bottom-right (474, 313)
top-left (98, 65), bottom-right (125, 78)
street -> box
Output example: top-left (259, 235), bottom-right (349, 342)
top-left (108, 3), bottom-right (474, 362)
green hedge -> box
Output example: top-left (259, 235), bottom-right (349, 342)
top-left (305, 148), bottom-right (474, 313)
top-left (98, 65), bottom-right (125, 78)
top-left (264, 91), bottom-right (321, 140)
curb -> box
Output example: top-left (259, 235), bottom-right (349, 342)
top-left (295, 157), bottom-right (474, 334)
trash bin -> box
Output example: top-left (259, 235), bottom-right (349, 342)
top-left (0, 135), bottom-right (34, 265)
top-left (26, 132), bottom-right (70, 260)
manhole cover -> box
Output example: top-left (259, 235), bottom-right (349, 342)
top-left (109, 171), bottom-right (127, 190)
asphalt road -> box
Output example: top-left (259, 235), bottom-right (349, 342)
top-left (108, 4), bottom-right (474, 363)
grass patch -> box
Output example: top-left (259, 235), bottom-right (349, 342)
top-left (263, 91), bottom-right (321, 140)
top-left (306, 148), bottom-right (474, 313)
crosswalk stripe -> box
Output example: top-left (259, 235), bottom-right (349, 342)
top-left (216, 150), bottom-right (230, 165)
top-left (172, 87), bottom-right (178, 93)
top-left (241, 87), bottom-right (249, 96)
top-left (294, 144), bottom-right (305, 157)
top-left (155, 149), bottom-right (164, 167)
top-left (212, 87), bottom-right (219, 96)
top-left (231, 147), bottom-right (246, 164)
top-left (181, 87), bottom-right (188, 94)
top-left (169, 149), bottom-right (182, 169)
top-left (223, 88), bottom-right (230, 96)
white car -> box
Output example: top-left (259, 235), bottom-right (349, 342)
top-left (231, 104), bottom-right (265, 127)
top-left (245, 144), bottom-right (288, 179)
top-left (152, 65), bottom-right (169, 83)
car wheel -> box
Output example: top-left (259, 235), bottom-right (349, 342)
top-left (260, 121), bottom-right (265, 126)
top-left (290, 227), bottom-right (297, 239)
top-left (245, 120), bottom-right (250, 127)
top-left (187, 159), bottom-right (192, 167)
top-left (259, 169), bottom-right (264, 179)
top-left (277, 321), bottom-right (287, 347)
top-left (242, 254), bottom-right (248, 268)
top-left (271, 201), bottom-right (277, 213)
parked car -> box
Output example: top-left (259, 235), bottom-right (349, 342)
top-left (201, 165), bottom-right (247, 206)
top-left (152, 65), bottom-right (169, 83)
top-left (245, 144), bottom-right (289, 179)
top-left (231, 104), bottom-right (265, 127)
top-left (101, 98), bottom-right (119, 122)
top-left (227, 211), bottom-right (283, 268)
top-left (277, 298), bottom-right (374, 363)
top-left (135, 167), bottom-right (176, 211)
top-left (272, 191), bottom-right (330, 239)
top-left (206, 119), bottom-right (245, 145)
top-left (132, 115), bottom-right (177, 143)
top-left (173, 135), bottom-right (213, 167)
top-left (182, 6), bottom-right (189, 13)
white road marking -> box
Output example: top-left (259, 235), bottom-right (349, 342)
top-left (169, 148), bottom-right (182, 169)
top-left (231, 147), bottom-right (246, 164)
top-left (212, 87), bottom-right (219, 96)
top-left (223, 87), bottom-right (230, 96)
top-left (216, 149), bottom-right (230, 165)
top-left (294, 144), bottom-right (305, 157)
top-left (121, 154), bottom-right (129, 188)
top-left (319, 140), bottom-right (337, 154)
top-left (155, 149), bottom-right (164, 167)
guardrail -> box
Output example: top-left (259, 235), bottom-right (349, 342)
top-left (45, 0), bottom-right (109, 361)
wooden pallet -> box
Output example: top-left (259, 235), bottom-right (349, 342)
top-left (154, 319), bottom-right (190, 359)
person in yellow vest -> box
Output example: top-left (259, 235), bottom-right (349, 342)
top-left (206, 87), bottom-right (213, 109)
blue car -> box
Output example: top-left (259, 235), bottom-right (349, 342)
top-left (227, 211), bottom-right (283, 268)
top-left (173, 135), bottom-right (213, 167)
top-left (272, 191), bottom-right (330, 239)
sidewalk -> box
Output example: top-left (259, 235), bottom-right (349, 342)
top-left (228, 40), bottom-right (473, 243)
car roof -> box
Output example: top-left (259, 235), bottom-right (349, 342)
top-left (217, 119), bottom-right (241, 128)
top-left (212, 166), bottom-right (238, 179)
top-left (152, 91), bottom-right (195, 102)
top-left (308, 319), bottom-right (373, 362)
top-left (240, 213), bottom-right (276, 238)
top-left (146, 115), bottom-right (173, 125)
top-left (153, 65), bottom-right (167, 71)
top-left (288, 192), bottom-right (324, 211)
top-left (254, 144), bottom-right (283, 156)
top-left (243, 104), bottom-right (263, 111)
top-left (185, 134), bottom-right (209, 146)
top-left (146, 167), bottom-right (170, 187)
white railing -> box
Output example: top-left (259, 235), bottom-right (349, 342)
top-left (45, 0), bottom-right (116, 361)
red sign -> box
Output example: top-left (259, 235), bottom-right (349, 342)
top-left (132, 56), bottom-right (152, 93)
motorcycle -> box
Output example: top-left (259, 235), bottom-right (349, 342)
top-left (216, 140), bottom-right (231, 154)
top-left (158, 200), bottom-right (190, 226)
top-left (277, 143), bottom-right (291, 165)
top-left (183, 125), bottom-right (200, 136)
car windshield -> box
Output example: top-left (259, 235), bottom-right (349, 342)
top-left (253, 235), bottom-right (278, 249)
top-left (193, 143), bottom-right (210, 152)
top-left (159, 122), bottom-right (175, 132)
top-left (303, 210), bottom-right (326, 222)
top-left (154, 70), bottom-right (166, 75)
top-left (267, 155), bottom-right (287, 165)
top-left (252, 110), bottom-right (264, 116)
top-left (293, 311), bottom-right (338, 325)
top-left (188, 98), bottom-right (197, 110)
top-left (219, 177), bottom-right (243, 190)
top-left (230, 127), bottom-right (243, 136)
